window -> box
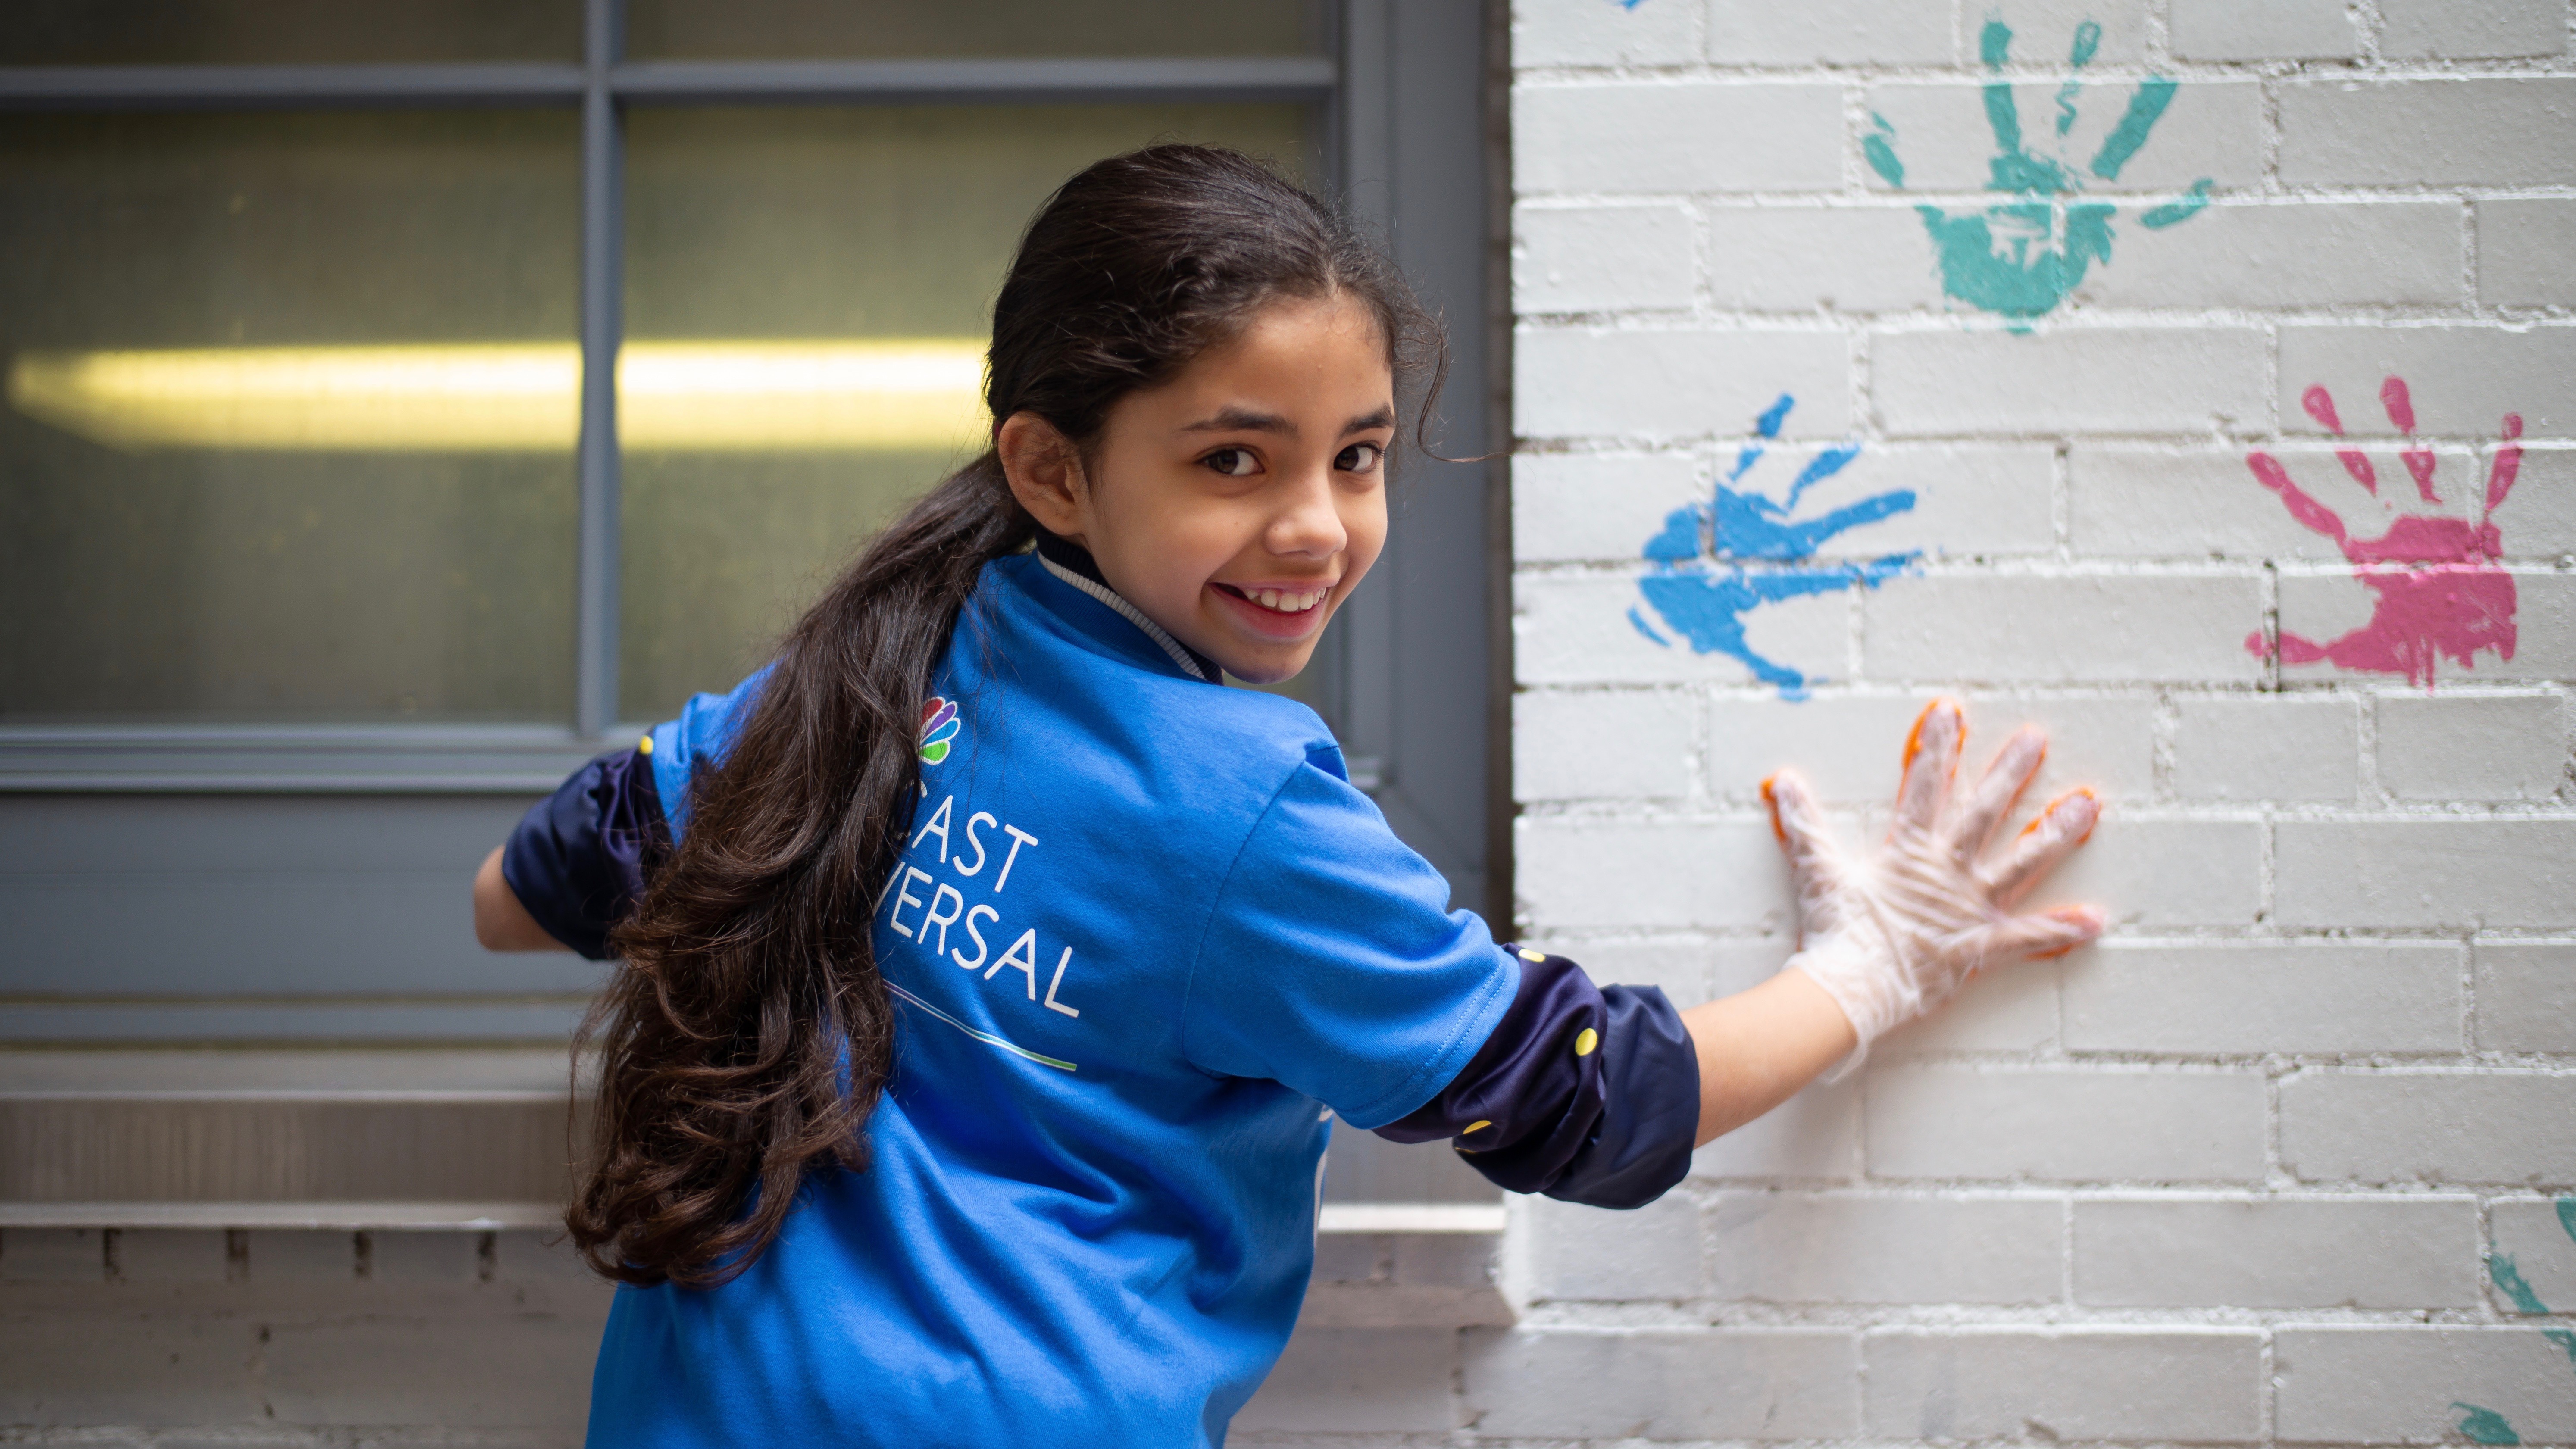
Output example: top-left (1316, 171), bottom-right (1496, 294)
top-left (0, 0), bottom-right (1501, 1233)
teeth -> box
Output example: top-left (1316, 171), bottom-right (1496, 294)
top-left (1240, 587), bottom-right (1327, 613)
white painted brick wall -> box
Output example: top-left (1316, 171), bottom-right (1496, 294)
top-left (1485, 0), bottom-right (2576, 1444)
top-left (2064, 940), bottom-right (2464, 1054)
top-left (2073, 1196), bottom-right (2484, 1308)
top-left (1865, 1329), bottom-right (2267, 1441)
top-left (2276, 1328), bottom-right (2576, 1443)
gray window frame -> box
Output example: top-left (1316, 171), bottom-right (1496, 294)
top-left (0, 0), bottom-right (1341, 784)
top-left (0, 0), bottom-right (1505, 1019)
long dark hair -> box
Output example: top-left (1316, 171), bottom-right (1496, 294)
top-left (569, 144), bottom-right (1445, 1287)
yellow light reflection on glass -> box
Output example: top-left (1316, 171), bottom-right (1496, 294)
top-left (4, 339), bottom-right (989, 453)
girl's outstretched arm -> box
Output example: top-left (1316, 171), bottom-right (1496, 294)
top-left (1680, 969), bottom-right (1856, 1146)
top-left (1689, 696), bottom-right (2106, 1145)
top-left (473, 845), bottom-right (565, 951)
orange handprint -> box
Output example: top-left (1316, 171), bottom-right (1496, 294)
top-left (2243, 375), bottom-right (2524, 687)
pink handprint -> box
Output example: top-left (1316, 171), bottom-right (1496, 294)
top-left (2243, 375), bottom-right (2525, 687)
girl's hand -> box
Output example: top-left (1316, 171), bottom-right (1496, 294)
top-left (1761, 698), bottom-right (2106, 1061)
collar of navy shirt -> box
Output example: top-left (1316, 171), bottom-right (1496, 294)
top-left (1030, 527), bottom-right (1222, 684)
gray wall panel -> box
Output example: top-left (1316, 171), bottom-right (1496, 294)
top-left (0, 794), bottom-right (541, 874)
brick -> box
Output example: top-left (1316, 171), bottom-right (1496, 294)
top-left (2479, 200), bottom-right (2576, 309)
top-left (1874, 951), bottom-right (2062, 1056)
top-left (2066, 940), bottom-right (2465, 1055)
top-left (1513, 450), bottom-right (1700, 564)
top-left (2170, 0), bottom-right (2358, 59)
top-left (1310, 1231), bottom-right (1381, 1284)
top-left (2171, 693), bottom-right (2363, 803)
top-left (0, 1227), bottom-right (103, 1283)
top-left (491, 1229), bottom-right (599, 1285)
top-left (1694, 1071), bottom-right (1866, 1180)
top-left (1708, 1191), bottom-right (2063, 1303)
top-left (1514, 84), bottom-right (1845, 195)
top-left (2279, 325), bottom-right (2576, 440)
top-left (0, 1310), bottom-right (259, 1423)
top-left (1860, 573), bottom-right (2266, 684)
top-left (2279, 1071), bottom-right (2576, 1184)
top-left (1514, 203), bottom-right (1694, 314)
top-left (2477, 941), bottom-right (2576, 1052)
top-left (1516, 815), bottom-right (1788, 930)
top-left (2276, 1327), bottom-right (2576, 1444)
top-left (1864, 1329), bottom-right (2264, 1442)
top-left (2077, 202), bottom-right (2462, 310)
top-left (1545, 936), bottom-right (1776, 1003)
top-left (2276, 819), bottom-right (2576, 930)
top-left (260, 1308), bottom-right (610, 1427)
top-left (1389, 1231), bottom-right (1501, 1291)
top-left (1707, 691), bottom-right (2151, 810)
top-left (2022, 816), bottom-right (2267, 928)
top-left (1516, 688), bottom-right (1697, 802)
top-left (2378, 692), bottom-right (2568, 802)
top-left (1863, 80), bottom-right (2261, 194)
top-left (2273, 568), bottom-right (2576, 689)
top-left (1798, 445), bottom-right (2061, 562)
top-left (2074, 1196), bottom-right (2482, 1308)
top-left (1866, 1066), bottom-right (2268, 1181)
top-left (1512, 0), bottom-right (1702, 68)
top-left (2379, 0), bottom-right (2569, 58)
top-left (1704, 204), bottom-right (1942, 313)
top-left (1516, 327), bottom-right (1851, 440)
top-left (1521, 1190), bottom-right (1703, 1301)
top-left (2174, 690), bottom-right (2360, 803)
top-left (368, 1230), bottom-right (482, 1283)
top-left (2068, 447), bottom-right (2467, 564)
top-left (2280, 80), bottom-right (2576, 188)
top-left (246, 1230), bottom-right (357, 1282)
top-left (1706, 0), bottom-right (1952, 64)
top-left (1232, 1327), bottom-right (1457, 1433)
top-left (1873, 328), bottom-right (2267, 437)
top-left (2489, 1198), bottom-right (2576, 1312)
top-left (1515, 571), bottom-right (1849, 688)
top-left (2493, 448), bottom-right (2576, 563)
top-left (2456, 571), bottom-right (2576, 681)
top-left (1531, 439), bottom-right (2057, 568)
top-left (114, 1228), bottom-right (229, 1283)
top-left (1982, 0), bottom-right (2150, 63)
top-left (1464, 1327), bottom-right (1860, 1440)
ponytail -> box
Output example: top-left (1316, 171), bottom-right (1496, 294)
top-left (570, 458), bottom-right (1030, 1286)
top-left (567, 142), bottom-right (1441, 1287)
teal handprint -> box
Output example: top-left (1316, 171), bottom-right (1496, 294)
top-left (1866, 19), bottom-right (2212, 324)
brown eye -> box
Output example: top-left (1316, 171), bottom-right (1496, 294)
top-left (1203, 447), bottom-right (1259, 478)
top-left (1336, 442), bottom-right (1383, 475)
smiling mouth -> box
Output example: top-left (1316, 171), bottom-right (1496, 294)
top-left (1211, 582), bottom-right (1331, 615)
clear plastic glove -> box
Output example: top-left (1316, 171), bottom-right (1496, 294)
top-left (1762, 699), bottom-right (2106, 1065)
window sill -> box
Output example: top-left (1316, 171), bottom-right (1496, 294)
top-left (0, 724), bottom-right (620, 792)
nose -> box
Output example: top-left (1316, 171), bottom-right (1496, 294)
top-left (1265, 463), bottom-right (1348, 559)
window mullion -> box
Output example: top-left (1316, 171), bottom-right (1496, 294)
top-left (574, 0), bottom-right (626, 739)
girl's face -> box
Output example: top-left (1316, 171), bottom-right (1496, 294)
top-left (1000, 294), bottom-right (1395, 685)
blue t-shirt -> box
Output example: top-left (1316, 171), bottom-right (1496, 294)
top-left (585, 551), bottom-right (1518, 1448)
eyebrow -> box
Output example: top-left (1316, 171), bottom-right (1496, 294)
top-left (1177, 405), bottom-right (1398, 437)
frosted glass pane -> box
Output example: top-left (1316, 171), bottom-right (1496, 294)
top-left (1, 0), bottom-right (578, 65)
top-left (617, 103), bottom-right (1316, 721)
top-left (628, 0), bottom-right (1321, 60)
top-left (0, 111), bottom-right (580, 724)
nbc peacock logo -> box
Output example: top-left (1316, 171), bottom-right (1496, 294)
top-left (918, 697), bottom-right (961, 765)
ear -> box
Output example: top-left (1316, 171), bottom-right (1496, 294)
top-left (997, 411), bottom-right (1089, 542)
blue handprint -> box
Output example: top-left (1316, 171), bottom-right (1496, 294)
top-left (1627, 394), bottom-right (1917, 700)
top-left (1866, 19), bottom-right (2212, 324)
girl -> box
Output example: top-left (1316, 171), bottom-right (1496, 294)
top-left (472, 144), bottom-right (2104, 1447)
